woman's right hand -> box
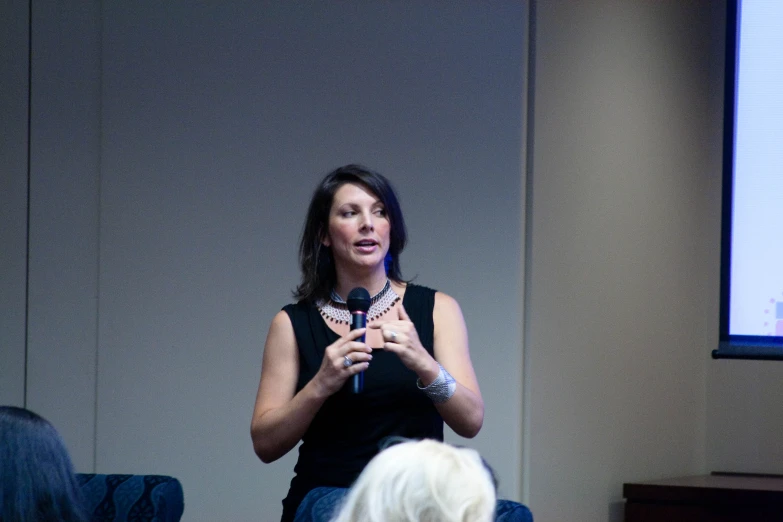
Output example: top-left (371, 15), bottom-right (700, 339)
top-left (252, 315), bottom-right (373, 463)
top-left (313, 328), bottom-right (372, 396)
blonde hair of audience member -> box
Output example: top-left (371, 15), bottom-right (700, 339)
top-left (330, 439), bottom-right (496, 522)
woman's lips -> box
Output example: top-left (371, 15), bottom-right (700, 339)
top-left (354, 240), bottom-right (378, 253)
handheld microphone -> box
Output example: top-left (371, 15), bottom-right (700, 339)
top-left (347, 287), bottom-right (371, 394)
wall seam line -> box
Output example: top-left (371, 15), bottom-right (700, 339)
top-left (92, 0), bottom-right (104, 474)
top-left (521, 0), bottom-right (537, 506)
top-left (23, 0), bottom-right (32, 409)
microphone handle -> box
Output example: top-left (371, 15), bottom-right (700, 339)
top-left (350, 311), bottom-right (367, 394)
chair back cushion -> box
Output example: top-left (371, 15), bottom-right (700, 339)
top-left (76, 474), bottom-right (184, 522)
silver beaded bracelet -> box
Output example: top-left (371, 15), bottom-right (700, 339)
top-left (416, 363), bottom-right (457, 403)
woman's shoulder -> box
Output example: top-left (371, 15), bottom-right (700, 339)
top-left (282, 300), bottom-right (311, 313)
top-left (402, 284), bottom-right (459, 305)
top-left (402, 285), bottom-right (463, 319)
top-left (401, 284), bottom-right (457, 321)
top-left (280, 300), bottom-right (317, 325)
top-left (402, 283), bottom-right (437, 299)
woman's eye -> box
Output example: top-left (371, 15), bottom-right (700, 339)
top-left (374, 209), bottom-right (387, 216)
top-left (342, 211), bottom-right (356, 217)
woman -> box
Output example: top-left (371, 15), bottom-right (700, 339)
top-left (250, 164), bottom-right (483, 522)
top-left (0, 406), bottom-right (88, 522)
top-left (330, 439), bottom-right (496, 522)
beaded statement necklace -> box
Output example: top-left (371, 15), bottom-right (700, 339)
top-left (318, 279), bottom-right (401, 325)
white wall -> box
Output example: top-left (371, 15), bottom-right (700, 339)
top-left (6, 2), bottom-right (526, 521)
top-left (525, 2), bottom-right (724, 521)
top-left (707, 361), bottom-right (783, 473)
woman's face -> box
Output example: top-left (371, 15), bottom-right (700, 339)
top-left (323, 182), bottom-right (391, 274)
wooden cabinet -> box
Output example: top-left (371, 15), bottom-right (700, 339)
top-left (623, 473), bottom-right (783, 522)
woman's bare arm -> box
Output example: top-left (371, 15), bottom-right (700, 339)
top-left (429, 292), bottom-right (484, 438)
top-left (250, 311), bottom-right (371, 462)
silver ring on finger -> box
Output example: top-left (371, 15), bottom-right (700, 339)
top-left (389, 331), bottom-right (398, 342)
top-left (343, 355), bottom-right (353, 367)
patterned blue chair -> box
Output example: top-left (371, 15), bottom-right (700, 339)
top-left (495, 499), bottom-right (534, 522)
top-left (76, 474), bottom-right (184, 522)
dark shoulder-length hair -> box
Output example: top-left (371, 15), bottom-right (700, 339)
top-left (294, 164), bottom-right (408, 303)
top-left (0, 406), bottom-right (88, 522)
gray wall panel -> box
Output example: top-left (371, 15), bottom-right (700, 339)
top-left (26, 0), bottom-right (101, 471)
top-left (96, 2), bottom-right (525, 520)
top-left (527, 2), bottom-right (720, 520)
top-left (0, 0), bottom-right (29, 408)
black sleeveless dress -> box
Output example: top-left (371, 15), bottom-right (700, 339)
top-left (279, 284), bottom-right (444, 522)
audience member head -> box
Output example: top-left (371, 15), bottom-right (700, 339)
top-left (0, 406), bottom-right (87, 522)
top-left (331, 439), bottom-right (497, 522)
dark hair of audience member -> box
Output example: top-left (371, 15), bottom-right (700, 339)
top-left (0, 406), bottom-right (88, 522)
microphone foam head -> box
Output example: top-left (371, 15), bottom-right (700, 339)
top-left (346, 287), bottom-right (371, 313)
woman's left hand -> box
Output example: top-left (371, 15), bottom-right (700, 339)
top-left (370, 304), bottom-right (438, 380)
